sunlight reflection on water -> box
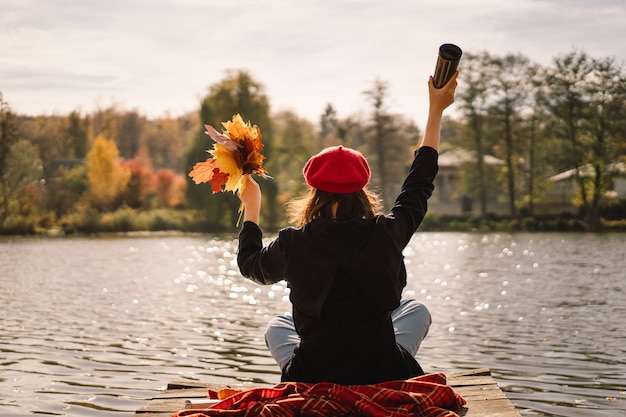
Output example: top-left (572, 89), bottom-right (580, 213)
top-left (1, 232), bottom-right (625, 416)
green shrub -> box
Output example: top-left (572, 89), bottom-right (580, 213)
top-left (1, 215), bottom-right (36, 235)
top-left (59, 202), bottom-right (100, 234)
top-left (600, 198), bottom-right (626, 220)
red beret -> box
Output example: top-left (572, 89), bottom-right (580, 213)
top-left (303, 145), bottom-right (371, 193)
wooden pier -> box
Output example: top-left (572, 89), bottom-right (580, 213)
top-left (135, 368), bottom-right (520, 416)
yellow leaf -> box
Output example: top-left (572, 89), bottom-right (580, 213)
top-left (223, 114), bottom-right (245, 141)
top-left (211, 143), bottom-right (242, 192)
top-left (223, 113), bottom-right (258, 142)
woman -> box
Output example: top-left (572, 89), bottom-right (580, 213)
top-left (237, 71), bottom-right (458, 385)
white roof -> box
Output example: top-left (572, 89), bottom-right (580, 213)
top-left (438, 148), bottom-right (504, 167)
top-left (549, 162), bottom-right (626, 182)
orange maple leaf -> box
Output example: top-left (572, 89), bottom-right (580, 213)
top-left (189, 159), bottom-right (218, 185)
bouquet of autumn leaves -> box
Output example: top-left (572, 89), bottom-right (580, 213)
top-left (189, 114), bottom-right (270, 222)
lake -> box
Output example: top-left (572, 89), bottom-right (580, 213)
top-left (1, 232), bottom-right (625, 416)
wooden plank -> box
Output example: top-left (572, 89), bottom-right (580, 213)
top-left (154, 388), bottom-right (211, 400)
top-left (137, 398), bottom-right (184, 413)
top-left (448, 370), bottom-right (519, 417)
top-left (448, 368), bottom-right (492, 378)
top-left (457, 398), bottom-right (520, 417)
top-left (135, 368), bottom-right (520, 417)
top-left (455, 385), bottom-right (509, 400)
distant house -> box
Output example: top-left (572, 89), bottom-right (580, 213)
top-left (429, 148), bottom-right (506, 216)
top-left (546, 162), bottom-right (626, 207)
top-left (427, 147), bottom-right (626, 217)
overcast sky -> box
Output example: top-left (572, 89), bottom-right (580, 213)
top-left (1, 0), bottom-right (625, 125)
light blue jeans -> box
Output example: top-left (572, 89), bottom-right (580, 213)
top-left (264, 299), bottom-right (432, 370)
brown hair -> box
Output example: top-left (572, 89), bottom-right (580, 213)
top-left (287, 187), bottom-right (382, 227)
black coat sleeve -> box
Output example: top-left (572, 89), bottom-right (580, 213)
top-left (384, 146), bottom-right (438, 248)
top-left (237, 221), bottom-right (285, 285)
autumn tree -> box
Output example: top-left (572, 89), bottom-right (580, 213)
top-left (92, 106), bottom-right (119, 143)
top-left (85, 134), bottom-right (130, 211)
top-left (154, 169), bottom-right (187, 208)
top-left (17, 115), bottom-right (68, 170)
top-left (120, 159), bottom-right (153, 208)
top-left (142, 116), bottom-right (185, 170)
top-left (170, 174), bottom-right (187, 208)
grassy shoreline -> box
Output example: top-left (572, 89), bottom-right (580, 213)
top-left (2, 208), bottom-right (626, 236)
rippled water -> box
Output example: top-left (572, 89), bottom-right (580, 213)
top-left (1, 232), bottom-right (625, 416)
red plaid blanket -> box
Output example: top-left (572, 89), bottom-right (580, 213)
top-left (172, 373), bottom-right (466, 417)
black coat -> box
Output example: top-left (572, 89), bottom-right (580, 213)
top-left (237, 146), bottom-right (438, 385)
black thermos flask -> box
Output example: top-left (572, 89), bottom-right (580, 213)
top-left (433, 43), bottom-right (462, 88)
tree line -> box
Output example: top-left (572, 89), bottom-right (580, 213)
top-left (1, 49), bottom-right (625, 234)
top-left (454, 50), bottom-right (626, 230)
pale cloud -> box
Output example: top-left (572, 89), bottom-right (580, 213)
top-left (1, 0), bottom-right (624, 123)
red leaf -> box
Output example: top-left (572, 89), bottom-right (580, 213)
top-left (210, 169), bottom-right (230, 194)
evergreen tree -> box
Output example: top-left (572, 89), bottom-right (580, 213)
top-left (1, 140), bottom-right (42, 224)
top-left (363, 78), bottom-right (413, 211)
top-left (184, 70), bottom-right (276, 231)
top-left (0, 93), bottom-right (18, 182)
top-left (66, 111), bottom-right (90, 159)
top-left (117, 111), bottom-right (144, 160)
top-left (272, 110), bottom-right (318, 225)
